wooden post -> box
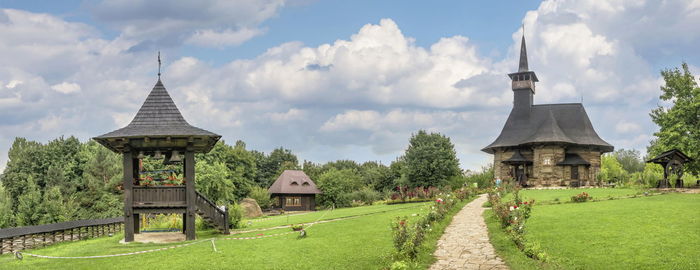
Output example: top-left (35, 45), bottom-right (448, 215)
top-left (185, 150), bottom-right (196, 240)
top-left (124, 150), bottom-right (135, 242)
top-left (134, 213), bottom-right (140, 234)
top-left (182, 213), bottom-right (187, 234)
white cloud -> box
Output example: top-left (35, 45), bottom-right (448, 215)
top-left (186, 27), bottom-right (265, 48)
top-left (2, 0), bottom-right (700, 172)
top-left (91, 0), bottom-right (285, 49)
top-left (615, 122), bottom-right (642, 134)
top-left (51, 82), bottom-right (81, 94)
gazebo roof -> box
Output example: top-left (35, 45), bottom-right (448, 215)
top-left (94, 79), bottom-right (221, 153)
top-left (646, 149), bottom-right (693, 165)
top-left (268, 170), bottom-right (322, 194)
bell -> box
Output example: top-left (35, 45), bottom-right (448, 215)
top-left (136, 151), bottom-right (145, 159)
top-left (169, 150), bottom-right (182, 163)
top-left (153, 150), bottom-right (164, 159)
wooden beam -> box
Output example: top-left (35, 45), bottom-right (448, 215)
top-left (184, 150), bottom-right (196, 240)
top-left (123, 151), bottom-right (135, 242)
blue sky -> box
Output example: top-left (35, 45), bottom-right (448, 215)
top-left (0, 0), bottom-right (699, 171)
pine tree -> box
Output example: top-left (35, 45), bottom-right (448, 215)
top-left (15, 177), bottom-right (43, 226)
top-left (40, 186), bottom-right (70, 224)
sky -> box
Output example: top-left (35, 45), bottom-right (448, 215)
top-left (0, 0), bottom-right (699, 172)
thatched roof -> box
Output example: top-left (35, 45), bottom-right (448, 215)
top-left (268, 170), bottom-right (322, 194)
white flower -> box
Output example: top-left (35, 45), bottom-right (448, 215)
top-left (509, 206), bottom-right (515, 211)
top-left (514, 217), bottom-right (518, 221)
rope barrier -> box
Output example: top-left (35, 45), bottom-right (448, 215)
top-left (15, 202), bottom-right (427, 260)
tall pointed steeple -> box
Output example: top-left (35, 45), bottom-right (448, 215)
top-left (518, 34), bottom-right (529, 72)
top-left (508, 29), bottom-right (539, 114)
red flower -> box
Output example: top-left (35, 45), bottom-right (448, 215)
top-left (513, 205), bottom-right (518, 209)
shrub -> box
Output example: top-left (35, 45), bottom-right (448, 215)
top-left (228, 202), bottom-right (244, 229)
top-left (390, 261), bottom-right (410, 270)
top-left (249, 186), bottom-right (272, 210)
top-left (390, 190), bottom-right (470, 262)
top-left (488, 187), bottom-right (547, 262)
top-left (347, 186), bottom-right (382, 205)
top-left (571, 192), bottom-right (592, 203)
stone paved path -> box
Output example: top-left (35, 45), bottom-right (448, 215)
top-left (430, 194), bottom-right (508, 270)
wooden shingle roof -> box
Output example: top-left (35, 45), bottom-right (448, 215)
top-left (94, 79), bottom-right (220, 153)
top-left (482, 103), bottom-right (613, 154)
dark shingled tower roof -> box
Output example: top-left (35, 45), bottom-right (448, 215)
top-left (482, 31), bottom-right (612, 154)
top-left (94, 79), bottom-right (221, 153)
top-left (268, 170), bottom-right (322, 194)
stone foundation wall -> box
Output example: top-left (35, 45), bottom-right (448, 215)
top-left (491, 145), bottom-right (604, 187)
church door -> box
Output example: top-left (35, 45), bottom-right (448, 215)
top-left (571, 166), bottom-right (579, 180)
top-left (516, 165), bottom-right (527, 187)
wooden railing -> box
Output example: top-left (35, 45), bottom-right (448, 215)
top-left (133, 186), bottom-right (186, 207)
top-left (195, 191), bottom-right (229, 234)
top-left (0, 217), bottom-right (123, 254)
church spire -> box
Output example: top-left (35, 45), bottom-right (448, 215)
top-left (518, 30), bottom-right (529, 72)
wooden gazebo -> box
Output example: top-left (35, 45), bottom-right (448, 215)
top-left (646, 149), bottom-right (694, 188)
top-left (94, 78), bottom-right (228, 242)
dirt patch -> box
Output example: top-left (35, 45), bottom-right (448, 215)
top-left (120, 232), bottom-right (186, 244)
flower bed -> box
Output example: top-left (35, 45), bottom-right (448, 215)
top-left (389, 188), bottom-right (478, 266)
top-left (488, 187), bottom-right (549, 262)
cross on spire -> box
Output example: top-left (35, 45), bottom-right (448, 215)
top-left (157, 51), bottom-right (162, 79)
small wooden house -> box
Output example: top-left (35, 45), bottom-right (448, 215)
top-left (268, 170), bottom-right (321, 211)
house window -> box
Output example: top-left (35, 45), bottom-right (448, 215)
top-left (285, 197), bottom-right (302, 206)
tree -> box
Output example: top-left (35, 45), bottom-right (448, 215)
top-left (199, 140), bottom-right (257, 199)
top-left (359, 161), bottom-right (394, 191)
top-left (254, 147), bottom-right (298, 188)
top-left (40, 186), bottom-right (70, 224)
top-left (598, 154), bottom-right (628, 184)
top-left (15, 177), bottom-right (43, 226)
top-left (402, 130), bottom-right (461, 187)
top-left (648, 62), bottom-right (700, 175)
top-left (0, 185), bottom-right (15, 228)
top-left (613, 149), bottom-right (645, 173)
top-left (195, 162), bottom-right (236, 205)
top-left (316, 168), bottom-right (363, 208)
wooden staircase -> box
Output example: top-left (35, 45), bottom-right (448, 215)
top-left (195, 191), bottom-right (230, 234)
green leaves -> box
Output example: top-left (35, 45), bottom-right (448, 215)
top-left (402, 130), bottom-right (461, 188)
top-left (649, 62), bottom-right (700, 174)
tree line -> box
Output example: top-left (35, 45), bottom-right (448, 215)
top-left (0, 130), bottom-right (478, 228)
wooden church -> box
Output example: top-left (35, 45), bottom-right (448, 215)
top-left (482, 33), bottom-right (614, 187)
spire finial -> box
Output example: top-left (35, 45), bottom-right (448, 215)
top-left (518, 26), bottom-right (529, 72)
top-left (157, 51), bottom-right (162, 79)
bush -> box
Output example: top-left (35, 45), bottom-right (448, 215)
top-left (249, 186), bottom-right (272, 210)
top-left (571, 192), bottom-right (592, 203)
top-left (346, 186), bottom-right (382, 205)
top-left (228, 202), bottom-right (244, 229)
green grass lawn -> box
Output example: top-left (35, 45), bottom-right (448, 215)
top-left (503, 188), bottom-right (645, 203)
top-left (490, 191), bottom-right (700, 269)
top-left (0, 200), bottom-right (471, 270)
